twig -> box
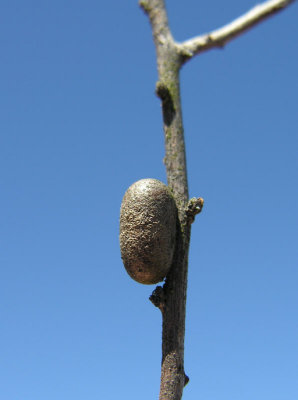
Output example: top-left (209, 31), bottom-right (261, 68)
top-left (176, 0), bottom-right (296, 62)
top-left (138, 0), bottom-right (295, 399)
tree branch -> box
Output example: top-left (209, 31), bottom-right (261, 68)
top-left (176, 0), bottom-right (296, 62)
top-left (138, 0), bottom-right (295, 399)
top-left (140, 2), bottom-right (193, 400)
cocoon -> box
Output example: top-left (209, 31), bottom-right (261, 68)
top-left (120, 179), bottom-right (177, 284)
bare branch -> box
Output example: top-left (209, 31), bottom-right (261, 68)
top-left (138, 0), bottom-right (295, 399)
top-left (177, 0), bottom-right (296, 62)
top-left (139, 0), bottom-right (174, 48)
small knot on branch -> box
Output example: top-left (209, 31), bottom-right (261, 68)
top-left (184, 373), bottom-right (190, 387)
top-left (139, 0), bottom-right (151, 14)
top-left (156, 81), bottom-right (171, 102)
top-left (149, 286), bottom-right (166, 313)
top-left (155, 81), bottom-right (176, 126)
top-left (186, 197), bottom-right (204, 223)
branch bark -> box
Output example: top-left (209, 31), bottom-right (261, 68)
top-left (139, 0), bottom-right (295, 399)
top-left (176, 0), bottom-right (296, 62)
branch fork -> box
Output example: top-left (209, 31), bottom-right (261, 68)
top-left (138, 0), bottom-right (295, 399)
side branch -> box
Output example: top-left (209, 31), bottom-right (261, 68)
top-left (176, 0), bottom-right (296, 62)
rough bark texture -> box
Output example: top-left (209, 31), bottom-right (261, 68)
top-left (176, 0), bottom-right (296, 61)
top-left (138, 0), bottom-right (295, 399)
top-left (140, 1), bottom-right (192, 399)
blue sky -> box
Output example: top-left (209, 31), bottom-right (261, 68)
top-left (1, 1), bottom-right (297, 399)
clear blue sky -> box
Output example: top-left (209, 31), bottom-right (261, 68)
top-left (1, 1), bottom-right (297, 399)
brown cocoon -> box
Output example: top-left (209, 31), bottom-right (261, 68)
top-left (120, 179), bottom-right (177, 284)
